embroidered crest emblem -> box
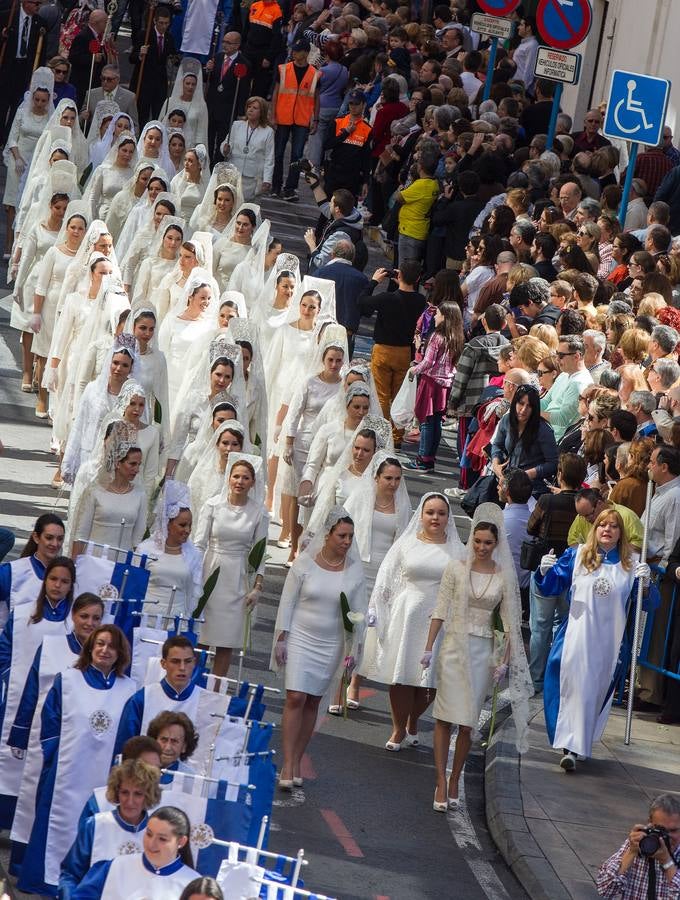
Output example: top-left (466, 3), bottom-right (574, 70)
top-left (191, 822), bottom-right (214, 849)
top-left (89, 709), bottom-right (113, 735)
top-left (98, 582), bottom-right (119, 600)
top-left (593, 576), bottom-right (613, 596)
top-left (117, 840), bottom-right (139, 855)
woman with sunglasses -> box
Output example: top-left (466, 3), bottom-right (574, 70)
top-left (490, 385), bottom-right (558, 497)
top-left (48, 57), bottom-right (77, 104)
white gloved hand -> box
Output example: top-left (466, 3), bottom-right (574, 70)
top-left (14, 157), bottom-right (25, 176)
top-left (245, 588), bottom-right (260, 609)
top-left (493, 663), bottom-right (508, 685)
top-left (10, 747), bottom-right (25, 760)
top-left (273, 425), bottom-right (282, 444)
top-left (367, 610), bottom-right (377, 627)
top-left (539, 549), bottom-right (557, 576)
top-left (274, 639), bottom-right (287, 667)
top-left (29, 313), bottom-right (41, 333)
top-left (45, 367), bottom-right (59, 392)
top-left (282, 446), bottom-right (294, 466)
top-left (635, 562), bottom-right (651, 584)
top-left (420, 650), bottom-right (432, 669)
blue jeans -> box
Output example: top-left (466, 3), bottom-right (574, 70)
top-left (529, 575), bottom-right (569, 693)
top-left (273, 124), bottom-right (310, 192)
top-left (307, 107), bottom-right (338, 168)
top-left (0, 527), bottom-right (15, 563)
top-left (418, 412), bottom-right (443, 464)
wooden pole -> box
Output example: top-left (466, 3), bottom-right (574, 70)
top-left (32, 26), bottom-right (45, 73)
top-left (0, 0), bottom-right (19, 70)
top-left (135, 0), bottom-right (155, 101)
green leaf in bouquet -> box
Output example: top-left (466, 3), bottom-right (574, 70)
top-left (154, 398), bottom-right (163, 424)
top-left (254, 432), bottom-right (262, 448)
top-left (491, 602), bottom-right (504, 635)
top-left (247, 537), bottom-right (268, 574)
top-left (340, 591), bottom-right (353, 633)
top-left (192, 566), bottom-right (220, 619)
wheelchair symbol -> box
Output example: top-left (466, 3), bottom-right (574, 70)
top-left (613, 79), bottom-right (653, 135)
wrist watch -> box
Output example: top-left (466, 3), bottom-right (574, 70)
top-left (662, 858), bottom-right (676, 871)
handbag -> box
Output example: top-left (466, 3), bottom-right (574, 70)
top-left (461, 473), bottom-right (499, 518)
top-left (520, 502), bottom-right (552, 571)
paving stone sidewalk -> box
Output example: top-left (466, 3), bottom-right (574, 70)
top-left (486, 699), bottom-right (680, 900)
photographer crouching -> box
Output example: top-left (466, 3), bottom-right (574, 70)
top-left (597, 793), bottom-right (680, 898)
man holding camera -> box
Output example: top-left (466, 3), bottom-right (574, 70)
top-left (597, 793), bottom-right (680, 898)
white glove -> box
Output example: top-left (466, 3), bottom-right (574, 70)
top-left (29, 313), bottom-right (41, 333)
top-left (635, 562), bottom-right (651, 584)
top-left (44, 366), bottom-right (59, 392)
top-left (282, 446), bottom-right (294, 466)
top-left (14, 157), bottom-right (25, 176)
top-left (220, 141), bottom-right (231, 158)
top-left (367, 610), bottom-right (377, 627)
top-left (539, 549), bottom-right (557, 576)
top-left (274, 638), bottom-right (287, 667)
top-left (10, 747), bottom-right (25, 760)
top-left (273, 425), bottom-right (281, 444)
top-left (245, 587), bottom-right (260, 609)
top-left (420, 650), bottom-right (432, 669)
top-left (493, 663), bottom-right (508, 685)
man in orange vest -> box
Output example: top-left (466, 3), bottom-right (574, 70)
top-left (323, 90), bottom-right (372, 198)
top-left (270, 38), bottom-right (320, 202)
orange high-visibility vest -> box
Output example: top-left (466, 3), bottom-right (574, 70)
top-left (248, 0), bottom-right (282, 29)
top-left (335, 115), bottom-right (372, 147)
top-left (275, 62), bottom-right (319, 127)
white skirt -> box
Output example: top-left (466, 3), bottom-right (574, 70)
top-left (434, 634), bottom-right (493, 727)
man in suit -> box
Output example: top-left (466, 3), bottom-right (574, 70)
top-left (82, 64), bottom-right (140, 134)
top-left (205, 31), bottom-right (251, 165)
top-left (130, 4), bottom-right (177, 127)
top-left (0, 0), bottom-right (46, 142)
top-left (68, 8), bottom-right (111, 109)
top-left (313, 240), bottom-right (370, 356)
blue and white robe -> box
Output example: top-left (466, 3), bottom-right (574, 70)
top-left (17, 665), bottom-right (136, 896)
top-left (535, 545), bottom-right (638, 758)
top-left (8, 631), bottom-right (81, 872)
top-left (0, 597), bottom-right (71, 829)
top-left (0, 555), bottom-right (46, 628)
top-left (70, 852), bottom-right (199, 899)
top-left (59, 807), bottom-right (149, 898)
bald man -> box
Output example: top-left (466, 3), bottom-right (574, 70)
top-left (68, 9), bottom-right (114, 107)
top-left (205, 31), bottom-right (252, 164)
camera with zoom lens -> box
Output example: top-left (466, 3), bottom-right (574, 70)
top-left (639, 825), bottom-right (671, 857)
top-left (289, 158), bottom-right (313, 174)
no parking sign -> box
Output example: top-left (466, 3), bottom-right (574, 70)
top-left (476, 0), bottom-right (521, 14)
top-left (536, 0), bottom-right (592, 50)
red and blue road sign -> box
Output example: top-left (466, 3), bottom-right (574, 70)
top-left (536, 0), bottom-right (592, 50)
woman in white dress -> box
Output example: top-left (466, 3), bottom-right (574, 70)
top-left (170, 144), bottom-right (209, 221)
top-left (2, 67), bottom-right (54, 253)
top-left (131, 216), bottom-right (184, 307)
top-left (109, 379), bottom-right (161, 497)
top-left (116, 176), bottom-right (172, 272)
top-left (280, 339), bottom-right (344, 561)
top-left (272, 506), bottom-right (366, 789)
top-left (172, 389), bottom-right (240, 483)
top-left (249, 253), bottom-right (298, 337)
top-left (423, 503), bottom-right (533, 808)
top-left (61, 335), bottom-right (137, 485)
top-left (136, 481), bottom-right (203, 618)
top-left (230, 318), bottom-right (269, 455)
top-left (213, 205), bottom-right (257, 292)
top-left (222, 96), bottom-right (274, 200)
top-left (160, 58), bottom-right (209, 149)
top-left (69, 418), bottom-right (147, 559)
top-left (85, 99), bottom-right (119, 166)
top-left (135, 120), bottom-right (173, 176)
top-left (195, 453), bottom-right (268, 676)
top-left (533, 507), bottom-right (647, 773)
top-left (167, 128), bottom-right (186, 177)
top-left (157, 269), bottom-right (220, 418)
top-left (126, 307), bottom-right (170, 467)
top-left (121, 192), bottom-right (177, 292)
top-left (30, 200), bottom-right (87, 415)
top-left (88, 111), bottom-right (135, 172)
top-left (368, 492), bottom-right (464, 750)
top-left (82, 131), bottom-right (137, 221)
top-left (105, 162), bottom-right (154, 243)
top-left (30, 98), bottom-right (89, 179)
top-left (187, 419), bottom-right (246, 516)
top-left (188, 161), bottom-right (242, 239)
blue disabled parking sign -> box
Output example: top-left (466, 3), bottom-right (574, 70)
top-left (603, 69), bottom-right (671, 147)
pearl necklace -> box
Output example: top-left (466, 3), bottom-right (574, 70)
top-left (417, 531), bottom-right (445, 544)
top-left (320, 549), bottom-right (344, 569)
top-left (469, 570), bottom-right (495, 602)
top-left (375, 498), bottom-right (394, 511)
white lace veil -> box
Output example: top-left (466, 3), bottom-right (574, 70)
top-left (136, 120), bottom-right (173, 176)
top-left (309, 361), bottom-right (382, 441)
top-left (229, 217), bottom-right (271, 313)
top-left (344, 450), bottom-right (412, 562)
top-left (90, 112), bottom-right (137, 170)
top-left (14, 126), bottom-right (73, 243)
top-left (51, 98), bottom-right (89, 171)
top-left (251, 251), bottom-right (301, 328)
top-left (368, 492), bottom-right (466, 643)
top-left (17, 65), bottom-right (55, 117)
top-left (456, 502), bottom-right (533, 753)
top-left (216, 450), bottom-right (266, 506)
top-left (118, 188), bottom-right (176, 270)
top-left (228, 317), bottom-right (268, 457)
top-left (86, 100), bottom-right (121, 164)
top-left (188, 161), bottom-right (243, 233)
top-left (186, 418), bottom-right (250, 512)
top-left (170, 141), bottom-right (210, 196)
top-left (162, 57), bottom-right (209, 145)
top-left (306, 414), bottom-right (393, 536)
top-left (58, 219), bottom-right (120, 306)
top-left (219, 289), bottom-right (247, 318)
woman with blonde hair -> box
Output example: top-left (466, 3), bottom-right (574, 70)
top-left (617, 327), bottom-right (650, 366)
top-left (530, 323), bottom-right (558, 351)
top-left (513, 336), bottom-right (551, 374)
top-left (617, 363), bottom-right (649, 404)
top-left (534, 509), bottom-right (648, 771)
top-left (637, 292), bottom-right (667, 319)
top-left (506, 188), bottom-right (530, 218)
top-left (609, 437), bottom-right (654, 516)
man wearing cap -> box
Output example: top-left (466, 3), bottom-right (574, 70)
top-left (270, 37), bottom-right (320, 201)
top-left (322, 90), bottom-right (372, 197)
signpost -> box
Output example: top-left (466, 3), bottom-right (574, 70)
top-left (603, 69), bottom-right (672, 226)
top-left (471, 1), bottom-right (519, 102)
top-left (536, 0), bottom-right (592, 50)
top-left (533, 46), bottom-right (582, 146)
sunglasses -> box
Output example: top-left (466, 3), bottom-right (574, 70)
top-left (537, 369), bottom-right (551, 376)
top-left (557, 351), bottom-right (576, 358)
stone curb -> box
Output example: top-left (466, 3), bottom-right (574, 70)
top-left (484, 713), bottom-right (571, 900)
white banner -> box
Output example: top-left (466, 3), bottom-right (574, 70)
top-left (181, 0), bottom-right (221, 56)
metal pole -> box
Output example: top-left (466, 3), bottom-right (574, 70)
top-left (546, 82), bottom-right (563, 149)
top-left (624, 476), bottom-right (654, 745)
top-left (291, 849), bottom-right (305, 888)
top-left (482, 37), bottom-right (498, 103)
top-left (618, 142), bottom-right (639, 229)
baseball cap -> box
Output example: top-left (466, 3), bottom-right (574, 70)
top-left (291, 38), bottom-right (311, 53)
top-left (347, 89), bottom-right (365, 104)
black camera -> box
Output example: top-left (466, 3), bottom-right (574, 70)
top-left (289, 158), bottom-right (313, 174)
top-left (639, 825), bottom-right (671, 857)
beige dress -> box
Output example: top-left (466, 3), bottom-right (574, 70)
top-left (433, 562), bottom-right (504, 727)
